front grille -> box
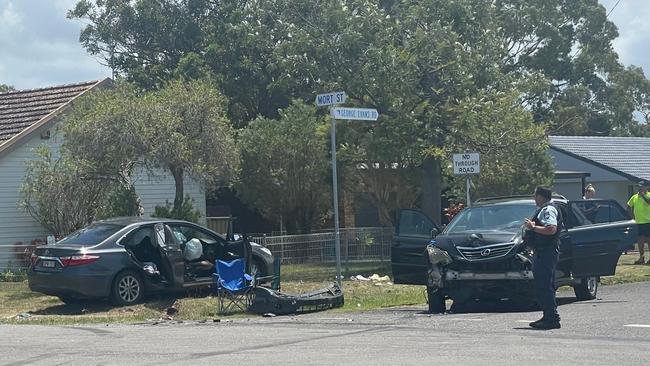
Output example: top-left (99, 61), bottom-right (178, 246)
top-left (456, 242), bottom-right (516, 261)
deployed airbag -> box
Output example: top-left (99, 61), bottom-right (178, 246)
top-left (183, 238), bottom-right (203, 261)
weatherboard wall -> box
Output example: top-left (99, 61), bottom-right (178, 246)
top-left (0, 123), bottom-right (206, 270)
top-left (0, 129), bottom-right (62, 268)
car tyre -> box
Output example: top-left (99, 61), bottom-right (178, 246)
top-left (573, 276), bottom-right (598, 301)
top-left (427, 286), bottom-right (446, 314)
top-left (111, 270), bottom-right (144, 306)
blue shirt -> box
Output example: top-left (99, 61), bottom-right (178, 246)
top-left (537, 204), bottom-right (558, 227)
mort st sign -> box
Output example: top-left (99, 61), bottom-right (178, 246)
top-left (315, 92), bottom-right (347, 107)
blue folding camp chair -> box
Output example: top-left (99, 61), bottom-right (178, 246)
top-left (213, 258), bottom-right (255, 314)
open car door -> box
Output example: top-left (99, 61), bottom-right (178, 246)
top-left (391, 209), bottom-right (441, 285)
top-left (153, 223), bottom-right (186, 287)
top-left (565, 200), bottom-right (637, 277)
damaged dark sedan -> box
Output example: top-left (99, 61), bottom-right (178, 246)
top-left (27, 218), bottom-right (274, 306)
top-left (391, 196), bottom-right (637, 313)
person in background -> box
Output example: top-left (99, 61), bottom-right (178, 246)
top-left (627, 181), bottom-right (650, 265)
top-left (583, 184), bottom-right (596, 199)
top-left (581, 184), bottom-right (598, 223)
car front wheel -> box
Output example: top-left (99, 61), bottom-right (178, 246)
top-left (427, 286), bottom-right (446, 314)
top-left (573, 276), bottom-right (599, 301)
top-left (111, 271), bottom-right (144, 306)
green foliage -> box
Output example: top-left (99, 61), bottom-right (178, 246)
top-left (61, 79), bottom-right (239, 216)
top-left (446, 92), bottom-right (554, 200)
top-left (152, 195), bottom-right (201, 223)
top-left (20, 147), bottom-right (113, 237)
top-left (97, 184), bottom-right (142, 219)
top-left (0, 265), bottom-right (27, 283)
top-left (0, 84), bottom-right (14, 93)
top-left (69, 0), bottom-right (650, 220)
top-left (236, 100), bottom-right (330, 234)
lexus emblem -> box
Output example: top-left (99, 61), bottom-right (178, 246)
top-left (43, 250), bottom-right (50, 256)
top-left (480, 249), bottom-right (492, 257)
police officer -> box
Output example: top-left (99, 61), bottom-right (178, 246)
top-left (524, 186), bottom-right (561, 329)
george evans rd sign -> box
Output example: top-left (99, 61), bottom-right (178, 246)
top-left (453, 153), bottom-right (480, 175)
top-left (330, 107), bottom-right (379, 121)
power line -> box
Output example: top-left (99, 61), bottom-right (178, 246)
top-left (607, 0), bottom-right (622, 17)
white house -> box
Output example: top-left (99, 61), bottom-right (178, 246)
top-left (0, 80), bottom-right (206, 271)
top-left (549, 135), bottom-right (650, 207)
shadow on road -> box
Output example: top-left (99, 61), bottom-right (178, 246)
top-left (444, 295), bottom-right (586, 314)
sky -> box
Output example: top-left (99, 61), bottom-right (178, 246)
top-left (0, 0), bottom-right (648, 90)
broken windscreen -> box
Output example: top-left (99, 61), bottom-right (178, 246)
top-left (445, 203), bottom-right (536, 234)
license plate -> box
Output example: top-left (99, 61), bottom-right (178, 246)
top-left (42, 260), bottom-right (56, 268)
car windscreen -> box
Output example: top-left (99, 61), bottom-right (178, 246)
top-left (57, 223), bottom-right (124, 246)
top-left (445, 203), bottom-right (537, 234)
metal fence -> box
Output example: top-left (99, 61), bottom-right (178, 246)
top-left (253, 227), bottom-right (394, 265)
top-left (0, 227), bottom-right (395, 275)
top-left (0, 242), bottom-right (36, 273)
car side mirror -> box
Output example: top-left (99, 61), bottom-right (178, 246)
top-left (431, 227), bottom-right (441, 238)
top-left (154, 223), bottom-right (166, 248)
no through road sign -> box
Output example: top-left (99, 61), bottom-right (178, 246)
top-left (453, 153), bottom-right (480, 175)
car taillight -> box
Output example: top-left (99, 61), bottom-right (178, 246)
top-left (30, 253), bottom-right (38, 266)
top-left (60, 255), bottom-right (100, 267)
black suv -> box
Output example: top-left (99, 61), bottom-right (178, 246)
top-left (391, 196), bottom-right (637, 313)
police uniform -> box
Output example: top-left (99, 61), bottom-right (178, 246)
top-left (528, 203), bottom-right (561, 323)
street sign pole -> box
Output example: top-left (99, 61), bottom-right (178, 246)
top-left (315, 92), bottom-right (377, 288)
top-left (330, 112), bottom-right (343, 287)
top-left (466, 176), bottom-right (471, 207)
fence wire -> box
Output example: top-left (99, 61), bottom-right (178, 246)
top-left (0, 227), bottom-right (395, 274)
top-left (253, 227), bottom-right (394, 265)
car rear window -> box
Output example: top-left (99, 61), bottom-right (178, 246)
top-left (57, 223), bottom-right (124, 246)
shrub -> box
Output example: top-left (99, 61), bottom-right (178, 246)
top-left (152, 195), bottom-right (201, 223)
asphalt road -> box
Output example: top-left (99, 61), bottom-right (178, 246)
top-left (1, 282), bottom-right (649, 366)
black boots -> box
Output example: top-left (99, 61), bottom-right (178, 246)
top-left (529, 317), bottom-right (561, 329)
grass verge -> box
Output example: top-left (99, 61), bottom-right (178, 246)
top-left (1, 254), bottom-right (648, 325)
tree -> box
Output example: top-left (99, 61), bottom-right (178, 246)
top-left (446, 91), bottom-right (554, 199)
top-left (69, 0), bottom-right (650, 224)
top-left (237, 100), bottom-right (330, 234)
top-left (20, 148), bottom-right (113, 237)
top-left (61, 79), bottom-right (239, 217)
top-left (0, 84), bottom-right (14, 93)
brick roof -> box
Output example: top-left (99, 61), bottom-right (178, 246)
top-left (549, 135), bottom-right (650, 181)
top-left (0, 80), bottom-right (100, 144)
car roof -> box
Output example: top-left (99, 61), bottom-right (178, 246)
top-left (473, 195), bottom-right (568, 206)
top-left (96, 216), bottom-right (192, 226)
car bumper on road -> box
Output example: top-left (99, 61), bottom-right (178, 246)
top-left (28, 270), bottom-right (112, 298)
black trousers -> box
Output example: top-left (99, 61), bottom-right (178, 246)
top-left (533, 247), bottom-right (560, 321)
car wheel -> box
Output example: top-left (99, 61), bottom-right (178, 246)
top-left (111, 271), bottom-right (144, 306)
top-left (573, 276), bottom-right (598, 301)
top-left (427, 286), bottom-right (446, 314)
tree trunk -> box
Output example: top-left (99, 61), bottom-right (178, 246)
top-left (421, 157), bottom-right (442, 226)
top-left (171, 166), bottom-right (184, 218)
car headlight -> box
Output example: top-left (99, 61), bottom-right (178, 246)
top-left (426, 246), bottom-right (453, 266)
